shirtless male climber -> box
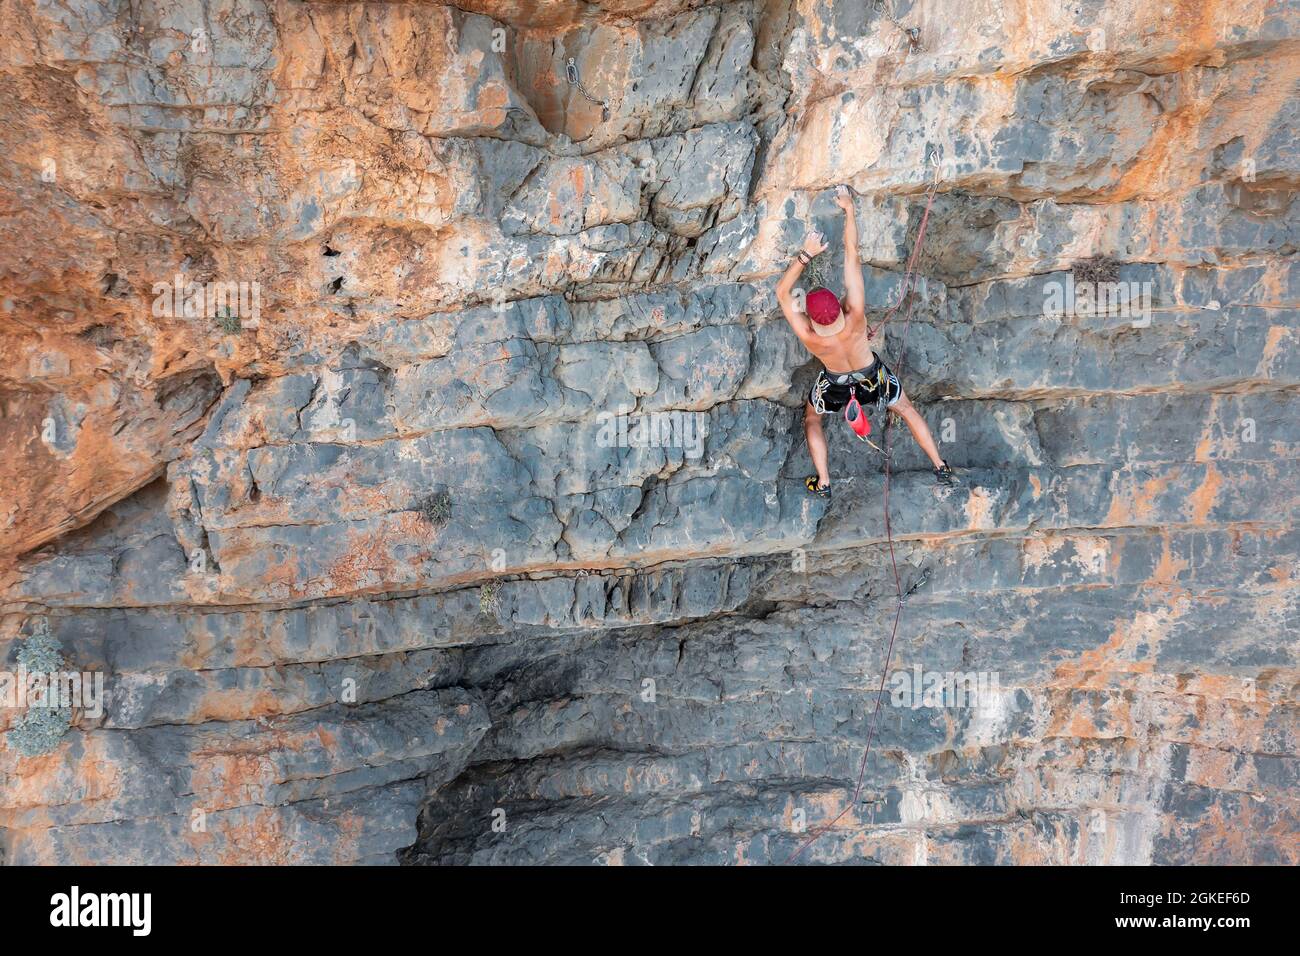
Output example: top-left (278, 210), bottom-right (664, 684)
top-left (776, 185), bottom-right (957, 497)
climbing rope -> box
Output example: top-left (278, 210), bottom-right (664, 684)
top-left (867, 169), bottom-right (941, 340)
top-left (565, 57), bottom-right (610, 121)
top-left (784, 175), bottom-right (943, 865)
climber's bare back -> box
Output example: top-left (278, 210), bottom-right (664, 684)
top-left (791, 300), bottom-right (882, 373)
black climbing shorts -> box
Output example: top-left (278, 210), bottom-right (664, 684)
top-left (808, 353), bottom-right (902, 414)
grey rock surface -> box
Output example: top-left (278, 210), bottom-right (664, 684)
top-left (0, 0), bottom-right (1296, 865)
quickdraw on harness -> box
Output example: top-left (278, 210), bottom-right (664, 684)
top-left (785, 166), bottom-right (943, 865)
top-left (565, 57), bottom-right (610, 122)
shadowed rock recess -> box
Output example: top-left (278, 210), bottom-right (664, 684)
top-left (0, 0), bottom-right (1296, 865)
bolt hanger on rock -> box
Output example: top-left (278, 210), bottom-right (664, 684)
top-left (565, 57), bottom-right (610, 122)
top-left (875, 0), bottom-right (923, 54)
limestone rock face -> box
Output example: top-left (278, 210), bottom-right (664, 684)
top-left (1, 0), bottom-right (1296, 865)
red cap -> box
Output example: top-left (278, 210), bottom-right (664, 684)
top-left (806, 288), bottom-right (842, 325)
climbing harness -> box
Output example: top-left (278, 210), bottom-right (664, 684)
top-left (565, 57), bottom-right (610, 122)
top-left (809, 358), bottom-right (901, 457)
top-left (811, 372), bottom-right (891, 455)
top-left (827, 362), bottom-right (893, 403)
top-left (785, 173), bottom-right (944, 865)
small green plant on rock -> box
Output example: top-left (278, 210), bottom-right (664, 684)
top-left (10, 706), bottom-right (73, 758)
top-left (216, 306), bottom-right (242, 335)
top-left (415, 491), bottom-right (453, 528)
top-left (7, 627), bottom-right (73, 758)
top-left (16, 630), bottom-right (63, 674)
top-left (479, 580), bottom-right (501, 616)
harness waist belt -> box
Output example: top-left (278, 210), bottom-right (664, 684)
top-left (825, 356), bottom-right (881, 386)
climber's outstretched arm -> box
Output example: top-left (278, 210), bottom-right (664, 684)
top-left (775, 229), bottom-right (828, 338)
top-left (836, 185), bottom-right (865, 319)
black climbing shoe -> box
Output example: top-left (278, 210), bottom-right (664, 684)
top-left (805, 475), bottom-right (831, 499)
top-left (934, 463), bottom-right (959, 487)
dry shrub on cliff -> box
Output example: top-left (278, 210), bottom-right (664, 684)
top-left (1072, 256), bottom-right (1121, 284)
top-left (215, 307), bottom-right (243, 335)
top-left (414, 491), bottom-right (453, 528)
top-left (479, 580), bottom-right (501, 616)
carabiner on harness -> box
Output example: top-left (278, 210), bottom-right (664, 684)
top-left (810, 374), bottom-right (831, 415)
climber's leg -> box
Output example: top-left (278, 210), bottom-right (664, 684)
top-left (804, 400), bottom-right (832, 492)
top-left (889, 390), bottom-right (946, 470)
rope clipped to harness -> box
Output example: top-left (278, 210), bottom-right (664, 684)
top-left (784, 175), bottom-right (943, 866)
